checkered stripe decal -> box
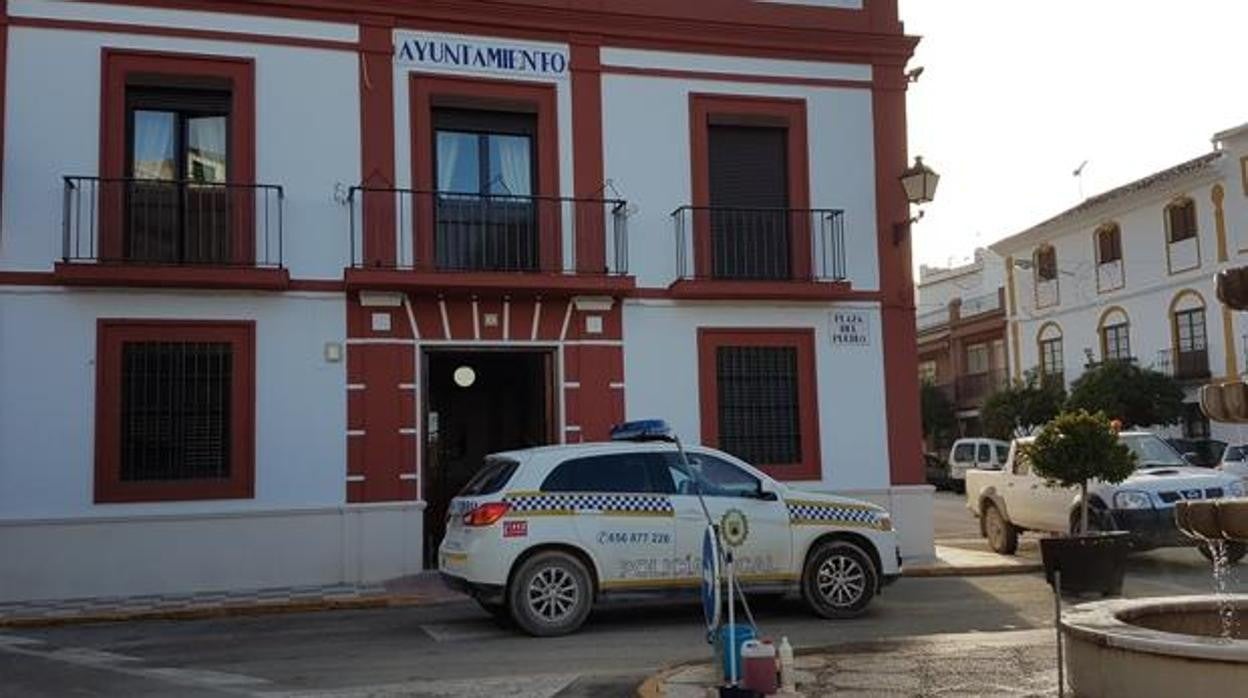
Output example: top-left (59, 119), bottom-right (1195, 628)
top-left (787, 500), bottom-right (883, 529)
top-left (504, 492), bottom-right (674, 517)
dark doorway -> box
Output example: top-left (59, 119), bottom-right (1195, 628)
top-left (423, 349), bottom-right (553, 566)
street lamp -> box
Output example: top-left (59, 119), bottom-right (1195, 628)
top-left (894, 156), bottom-right (940, 244)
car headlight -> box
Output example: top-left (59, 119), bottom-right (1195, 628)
top-left (1113, 490), bottom-right (1152, 510)
top-left (877, 513), bottom-right (893, 532)
top-left (1228, 481), bottom-right (1245, 498)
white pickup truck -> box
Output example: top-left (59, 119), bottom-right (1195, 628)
top-left (966, 431), bottom-right (1246, 560)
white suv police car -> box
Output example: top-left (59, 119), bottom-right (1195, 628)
top-left (439, 427), bottom-right (901, 636)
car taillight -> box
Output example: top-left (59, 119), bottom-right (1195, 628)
top-left (463, 502), bottom-right (510, 526)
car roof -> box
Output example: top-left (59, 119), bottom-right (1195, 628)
top-left (491, 440), bottom-right (688, 461)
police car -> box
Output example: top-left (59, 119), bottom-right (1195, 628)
top-left (438, 421), bottom-right (901, 636)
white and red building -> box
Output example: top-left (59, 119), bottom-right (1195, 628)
top-left (0, 0), bottom-right (931, 602)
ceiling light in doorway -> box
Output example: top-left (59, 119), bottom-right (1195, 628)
top-left (453, 366), bottom-right (477, 388)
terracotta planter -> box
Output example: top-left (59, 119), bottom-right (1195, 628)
top-left (1040, 532), bottom-right (1130, 596)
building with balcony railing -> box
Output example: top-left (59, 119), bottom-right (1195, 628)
top-left (991, 123), bottom-right (1248, 444)
top-left (915, 249), bottom-right (1010, 446)
top-left (0, 0), bottom-right (930, 604)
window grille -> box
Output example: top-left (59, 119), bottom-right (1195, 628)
top-left (716, 346), bottom-right (800, 465)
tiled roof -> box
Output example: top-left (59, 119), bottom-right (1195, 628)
top-left (991, 151), bottom-right (1222, 251)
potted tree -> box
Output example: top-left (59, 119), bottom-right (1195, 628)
top-left (1022, 410), bottom-right (1137, 595)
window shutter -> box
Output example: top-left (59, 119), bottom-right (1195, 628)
top-left (707, 125), bottom-right (790, 279)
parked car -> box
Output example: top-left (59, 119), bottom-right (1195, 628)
top-left (947, 438), bottom-right (1010, 493)
top-left (1218, 444), bottom-right (1248, 481)
top-left (965, 431), bottom-right (1245, 561)
top-left (925, 453), bottom-right (950, 491)
top-left (1165, 438), bottom-right (1227, 468)
top-left (440, 422), bottom-right (901, 636)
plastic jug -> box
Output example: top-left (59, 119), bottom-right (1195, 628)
top-left (741, 639), bottom-right (778, 694)
top-left (717, 624), bottom-right (756, 682)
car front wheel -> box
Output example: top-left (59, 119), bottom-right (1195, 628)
top-left (508, 551), bottom-right (593, 637)
top-left (801, 540), bottom-right (877, 619)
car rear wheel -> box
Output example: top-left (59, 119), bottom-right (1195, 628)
top-left (983, 503), bottom-right (1018, 555)
top-left (801, 541), bottom-right (877, 619)
top-left (508, 551), bottom-right (593, 637)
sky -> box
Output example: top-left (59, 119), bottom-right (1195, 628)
top-left (900, 0), bottom-right (1248, 273)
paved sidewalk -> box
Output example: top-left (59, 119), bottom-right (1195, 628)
top-left (643, 628), bottom-right (1059, 697)
top-left (0, 573), bottom-right (467, 627)
top-left (903, 542), bottom-right (1043, 577)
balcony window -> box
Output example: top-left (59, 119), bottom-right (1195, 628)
top-left (1101, 322), bottom-right (1131, 362)
top-left (125, 87), bottom-right (232, 264)
top-left (1039, 334), bottom-right (1064, 386)
top-left (433, 108), bottom-right (537, 272)
top-left (708, 124), bottom-right (790, 279)
top-left (1173, 306), bottom-right (1210, 379)
top-left (1166, 199), bottom-right (1198, 243)
top-left (1096, 223), bottom-right (1122, 263)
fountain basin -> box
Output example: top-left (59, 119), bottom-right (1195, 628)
top-left (1175, 498), bottom-right (1248, 541)
top-left (1062, 595), bottom-right (1248, 697)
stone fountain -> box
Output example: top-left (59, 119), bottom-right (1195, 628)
top-left (1058, 498), bottom-right (1248, 697)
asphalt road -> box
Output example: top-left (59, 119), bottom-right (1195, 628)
top-left (4, 552), bottom-right (1241, 698)
top-left (932, 489), bottom-right (982, 539)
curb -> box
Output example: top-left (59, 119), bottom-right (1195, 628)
top-left (902, 562), bottom-right (1043, 578)
top-left (0, 594), bottom-right (459, 629)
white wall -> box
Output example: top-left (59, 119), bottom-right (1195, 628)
top-left (0, 288), bottom-right (347, 519)
top-left (622, 299), bottom-right (890, 490)
top-left (601, 59), bottom-right (879, 290)
top-left (917, 248), bottom-right (1005, 313)
top-left (2, 24), bottom-right (360, 278)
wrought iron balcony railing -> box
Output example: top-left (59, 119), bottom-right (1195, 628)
top-left (1156, 348), bottom-right (1211, 381)
top-left (671, 206), bottom-right (846, 282)
top-left (347, 188), bottom-right (629, 274)
top-left (62, 176), bottom-right (284, 267)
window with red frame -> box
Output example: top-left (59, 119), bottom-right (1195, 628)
top-left (698, 329), bottom-right (820, 480)
top-left (96, 320), bottom-right (254, 503)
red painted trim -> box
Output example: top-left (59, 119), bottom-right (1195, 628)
top-left (697, 328), bottom-right (821, 481)
top-left (571, 41), bottom-right (606, 273)
top-left (688, 93), bottom-right (811, 280)
top-left (666, 278), bottom-right (852, 302)
top-left (99, 49), bottom-right (256, 263)
top-left (359, 20), bottom-right (396, 265)
top-left (409, 73), bottom-right (562, 272)
top-left (54, 262), bottom-right (289, 290)
top-left (95, 319), bottom-right (256, 503)
top-left (287, 278), bottom-right (345, 292)
top-left (871, 65), bottom-right (923, 486)
top-left (0, 0), bottom-right (7, 229)
top-left (9, 15), bottom-right (359, 52)
top-left (344, 268), bottom-right (634, 297)
top-left (83, 1), bottom-right (915, 65)
top-left (602, 64), bottom-right (871, 91)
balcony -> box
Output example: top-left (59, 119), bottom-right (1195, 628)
top-left (1157, 348), bottom-right (1211, 381)
top-left (955, 369), bottom-right (1009, 406)
top-left (916, 307), bottom-right (949, 332)
top-left (669, 206), bottom-right (847, 300)
top-left (56, 176), bottom-right (288, 289)
top-left (346, 187), bottom-right (632, 295)
top-left (959, 289), bottom-right (1003, 318)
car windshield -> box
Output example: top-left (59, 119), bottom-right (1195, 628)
top-left (1120, 434), bottom-right (1186, 468)
top-left (1225, 446), bottom-right (1248, 463)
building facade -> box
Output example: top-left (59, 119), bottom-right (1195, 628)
top-left (915, 249), bottom-right (1008, 446)
top-left (992, 123), bottom-right (1248, 445)
top-left (0, 0), bottom-right (931, 603)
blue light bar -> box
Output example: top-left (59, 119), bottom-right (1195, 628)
top-left (610, 419), bottom-right (674, 442)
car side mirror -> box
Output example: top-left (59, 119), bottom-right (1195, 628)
top-left (757, 480), bottom-right (780, 501)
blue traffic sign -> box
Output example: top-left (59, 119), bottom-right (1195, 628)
top-left (701, 524), bottom-right (721, 633)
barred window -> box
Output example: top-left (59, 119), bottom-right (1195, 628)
top-left (96, 320), bottom-right (254, 503)
top-left (716, 346), bottom-right (801, 466)
top-left (121, 341), bottom-right (232, 482)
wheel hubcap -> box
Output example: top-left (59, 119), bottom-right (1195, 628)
top-left (816, 555), bottom-right (866, 607)
top-left (526, 566), bottom-right (579, 623)
top-left (987, 512), bottom-right (1004, 544)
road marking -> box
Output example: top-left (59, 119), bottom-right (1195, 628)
top-left (0, 633), bottom-right (272, 695)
